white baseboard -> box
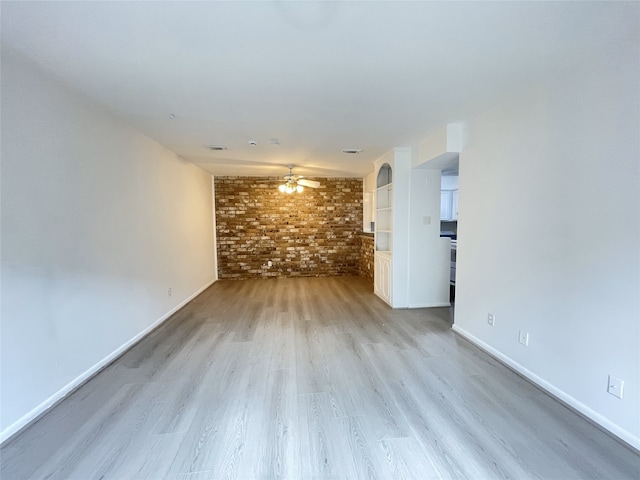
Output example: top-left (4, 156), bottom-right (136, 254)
top-left (376, 297), bottom-right (451, 309)
top-left (451, 324), bottom-right (640, 452)
top-left (0, 279), bottom-right (216, 445)
top-left (408, 301), bottom-right (451, 308)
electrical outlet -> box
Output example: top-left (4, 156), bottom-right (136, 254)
top-left (518, 330), bottom-right (529, 346)
top-left (607, 375), bottom-right (624, 399)
top-left (168, 288), bottom-right (172, 297)
top-left (487, 313), bottom-right (495, 326)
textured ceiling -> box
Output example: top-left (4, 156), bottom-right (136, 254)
top-left (2, 1), bottom-right (637, 177)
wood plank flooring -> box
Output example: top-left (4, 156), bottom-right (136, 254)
top-left (1, 276), bottom-right (638, 479)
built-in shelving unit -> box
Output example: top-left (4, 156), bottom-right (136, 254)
top-left (375, 163), bottom-right (393, 305)
top-left (375, 163), bottom-right (393, 252)
top-left (374, 147), bottom-right (452, 309)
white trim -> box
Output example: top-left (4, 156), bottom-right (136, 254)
top-left (211, 175), bottom-right (219, 281)
top-left (0, 279), bottom-right (215, 445)
top-left (408, 302), bottom-right (451, 308)
top-left (451, 324), bottom-right (640, 452)
top-left (374, 291), bottom-right (391, 307)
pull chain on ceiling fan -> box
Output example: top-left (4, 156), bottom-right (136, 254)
top-left (278, 165), bottom-right (321, 193)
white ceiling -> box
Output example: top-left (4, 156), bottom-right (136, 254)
top-left (2, 1), bottom-right (637, 178)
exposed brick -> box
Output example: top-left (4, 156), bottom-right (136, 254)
top-left (215, 176), bottom-right (363, 279)
top-left (359, 235), bottom-right (374, 287)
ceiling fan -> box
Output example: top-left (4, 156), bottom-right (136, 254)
top-left (278, 164), bottom-right (321, 193)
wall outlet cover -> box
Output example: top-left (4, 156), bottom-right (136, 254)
top-left (607, 375), bottom-right (624, 399)
top-left (518, 330), bottom-right (529, 346)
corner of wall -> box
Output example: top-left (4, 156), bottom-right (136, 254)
top-left (451, 325), bottom-right (640, 451)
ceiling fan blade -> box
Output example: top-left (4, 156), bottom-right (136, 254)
top-left (297, 178), bottom-right (321, 188)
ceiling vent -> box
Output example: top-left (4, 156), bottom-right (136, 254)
top-left (342, 148), bottom-right (362, 154)
top-left (205, 145), bottom-right (228, 151)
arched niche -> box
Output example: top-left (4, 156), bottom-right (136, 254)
top-left (376, 163), bottom-right (392, 188)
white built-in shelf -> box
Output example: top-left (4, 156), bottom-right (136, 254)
top-left (374, 163), bottom-right (393, 304)
top-left (375, 163), bottom-right (393, 253)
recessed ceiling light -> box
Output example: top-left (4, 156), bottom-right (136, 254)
top-left (342, 148), bottom-right (362, 154)
top-left (204, 145), bottom-right (228, 151)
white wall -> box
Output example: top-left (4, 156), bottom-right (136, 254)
top-left (440, 175), bottom-right (458, 191)
top-left (453, 39), bottom-right (640, 448)
top-left (363, 170), bottom-right (377, 232)
top-left (364, 170), bottom-right (377, 193)
top-left (374, 149), bottom-right (450, 309)
top-left (408, 169), bottom-right (450, 308)
top-left (390, 148), bottom-right (411, 308)
top-left (414, 123), bottom-right (462, 170)
top-left (0, 55), bottom-right (216, 438)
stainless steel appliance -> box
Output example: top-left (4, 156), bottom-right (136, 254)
top-left (450, 239), bottom-right (457, 285)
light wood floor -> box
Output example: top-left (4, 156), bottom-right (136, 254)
top-left (1, 277), bottom-right (638, 479)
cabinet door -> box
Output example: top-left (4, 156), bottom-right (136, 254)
top-left (380, 257), bottom-right (391, 302)
top-left (440, 191), bottom-right (452, 220)
top-left (452, 190), bottom-right (459, 220)
top-left (374, 255), bottom-right (392, 305)
top-left (374, 256), bottom-right (383, 295)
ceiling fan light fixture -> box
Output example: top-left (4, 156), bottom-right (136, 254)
top-left (278, 165), bottom-right (320, 193)
top-left (279, 179), bottom-right (299, 194)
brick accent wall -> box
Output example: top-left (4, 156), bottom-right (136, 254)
top-left (359, 234), bottom-right (374, 286)
top-left (215, 176), bottom-right (363, 279)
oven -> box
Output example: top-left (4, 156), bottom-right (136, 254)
top-left (450, 240), bottom-right (457, 285)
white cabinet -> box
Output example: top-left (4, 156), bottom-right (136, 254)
top-left (441, 175), bottom-right (459, 221)
top-left (452, 190), bottom-right (458, 220)
top-left (374, 253), bottom-right (392, 304)
top-left (441, 191), bottom-right (452, 220)
top-left (375, 163), bottom-right (393, 305)
top-left (440, 189), bottom-right (458, 221)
